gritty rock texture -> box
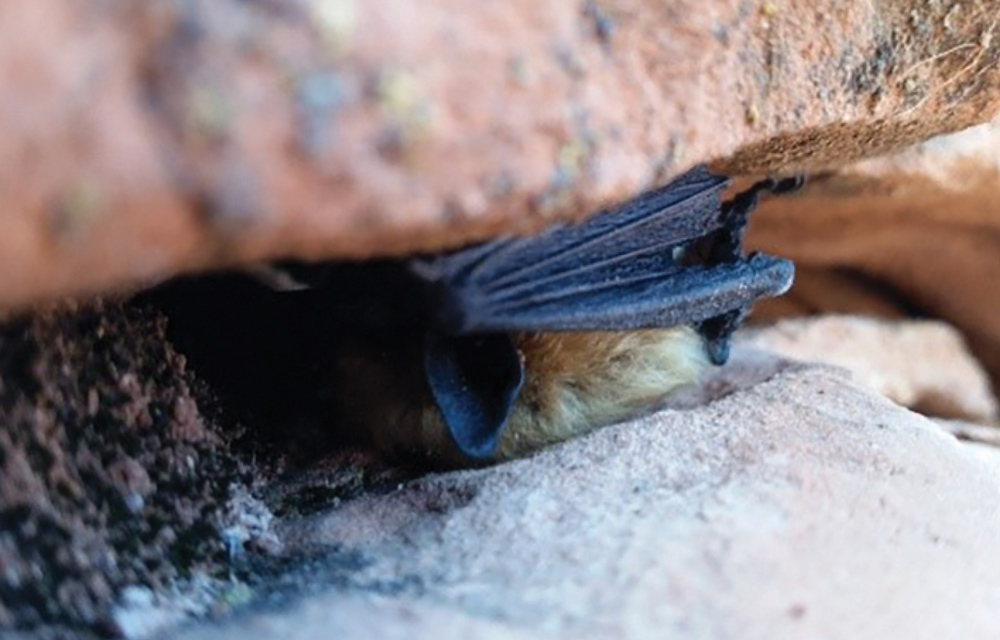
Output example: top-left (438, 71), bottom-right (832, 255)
top-left (0, 302), bottom-right (242, 636)
top-left (748, 119), bottom-right (1000, 389)
top-left (2, 0), bottom-right (1000, 309)
top-left (742, 315), bottom-right (998, 422)
top-left (171, 351), bottom-right (1000, 640)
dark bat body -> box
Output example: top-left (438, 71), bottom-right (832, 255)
top-left (151, 166), bottom-right (799, 467)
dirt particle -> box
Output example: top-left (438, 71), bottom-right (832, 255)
top-left (200, 162), bottom-right (268, 235)
top-left (557, 138), bottom-right (591, 183)
top-left (849, 38), bottom-right (897, 99)
top-left (373, 67), bottom-right (435, 150)
top-left (903, 76), bottom-right (926, 107)
top-left (295, 72), bottom-right (345, 158)
top-left (583, 0), bottom-right (615, 43)
top-left (311, 0), bottom-right (358, 57)
top-left (186, 85), bottom-right (234, 141)
top-left (508, 55), bottom-right (532, 87)
top-left (47, 181), bottom-right (107, 245)
top-left (944, 4), bottom-right (962, 34)
top-left (713, 25), bottom-right (731, 45)
top-left (554, 45), bottom-right (587, 78)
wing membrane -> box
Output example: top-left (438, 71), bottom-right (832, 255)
top-left (416, 166), bottom-right (793, 336)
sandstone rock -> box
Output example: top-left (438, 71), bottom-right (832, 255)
top-left (748, 119), bottom-right (1000, 388)
top-left (171, 353), bottom-right (1000, 640)
top-left (3, 0), bottom-right (1000, 308)
top-left (935, 419), bottom-right (1000, 450)
top-left (742, 315), bottom-right (998, 422)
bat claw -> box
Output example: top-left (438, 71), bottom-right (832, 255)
top-left (705, 336), bottom-right (732, 366)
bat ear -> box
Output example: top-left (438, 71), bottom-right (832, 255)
top-left (423, 332), bottom-right (524, 460)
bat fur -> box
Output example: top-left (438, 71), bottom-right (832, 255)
top-left (327, 328), bottom-right (706, 465)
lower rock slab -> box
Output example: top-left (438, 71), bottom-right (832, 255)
top-left (173, 353), bottom-right (1000, 640)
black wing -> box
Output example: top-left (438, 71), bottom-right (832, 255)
top-left (413, 166), bottom-right (796, 341)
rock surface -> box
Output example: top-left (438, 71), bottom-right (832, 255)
top-left (3, 0), bottom-right (1000, 308)
top-left (5, 3), bottom-right (1000, 634)
top-left (0, 302), bottom-right (242, 634)
top-left (748, 118), bottom-right (1000, 389)
top-left (170, 340), bottom-right (1000, 640)
top-left (743, 315), bottom-right (998, 422)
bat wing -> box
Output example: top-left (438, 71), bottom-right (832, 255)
top-left (413, 166), bottom-right (796, 341)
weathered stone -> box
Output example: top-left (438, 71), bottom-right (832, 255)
top-left (2, 0), bottom-right (1000, 308)
top-left (742, 315), bottom-right (998, 422)
top-left (170, 351), bottom-right (1000, 640)
top-left (748, 119), bottom-right (1000, 388)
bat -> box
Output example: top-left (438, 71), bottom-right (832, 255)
top-left (229, 166), bottom-right (802, 466)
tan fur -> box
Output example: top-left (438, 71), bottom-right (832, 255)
top-left (331, 328), bottom-right (707, 466)
top-left (495, 328), bottom-right (707, 459)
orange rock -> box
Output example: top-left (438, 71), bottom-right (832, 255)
top-left (1, 0), bottom-right (1000, 308)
